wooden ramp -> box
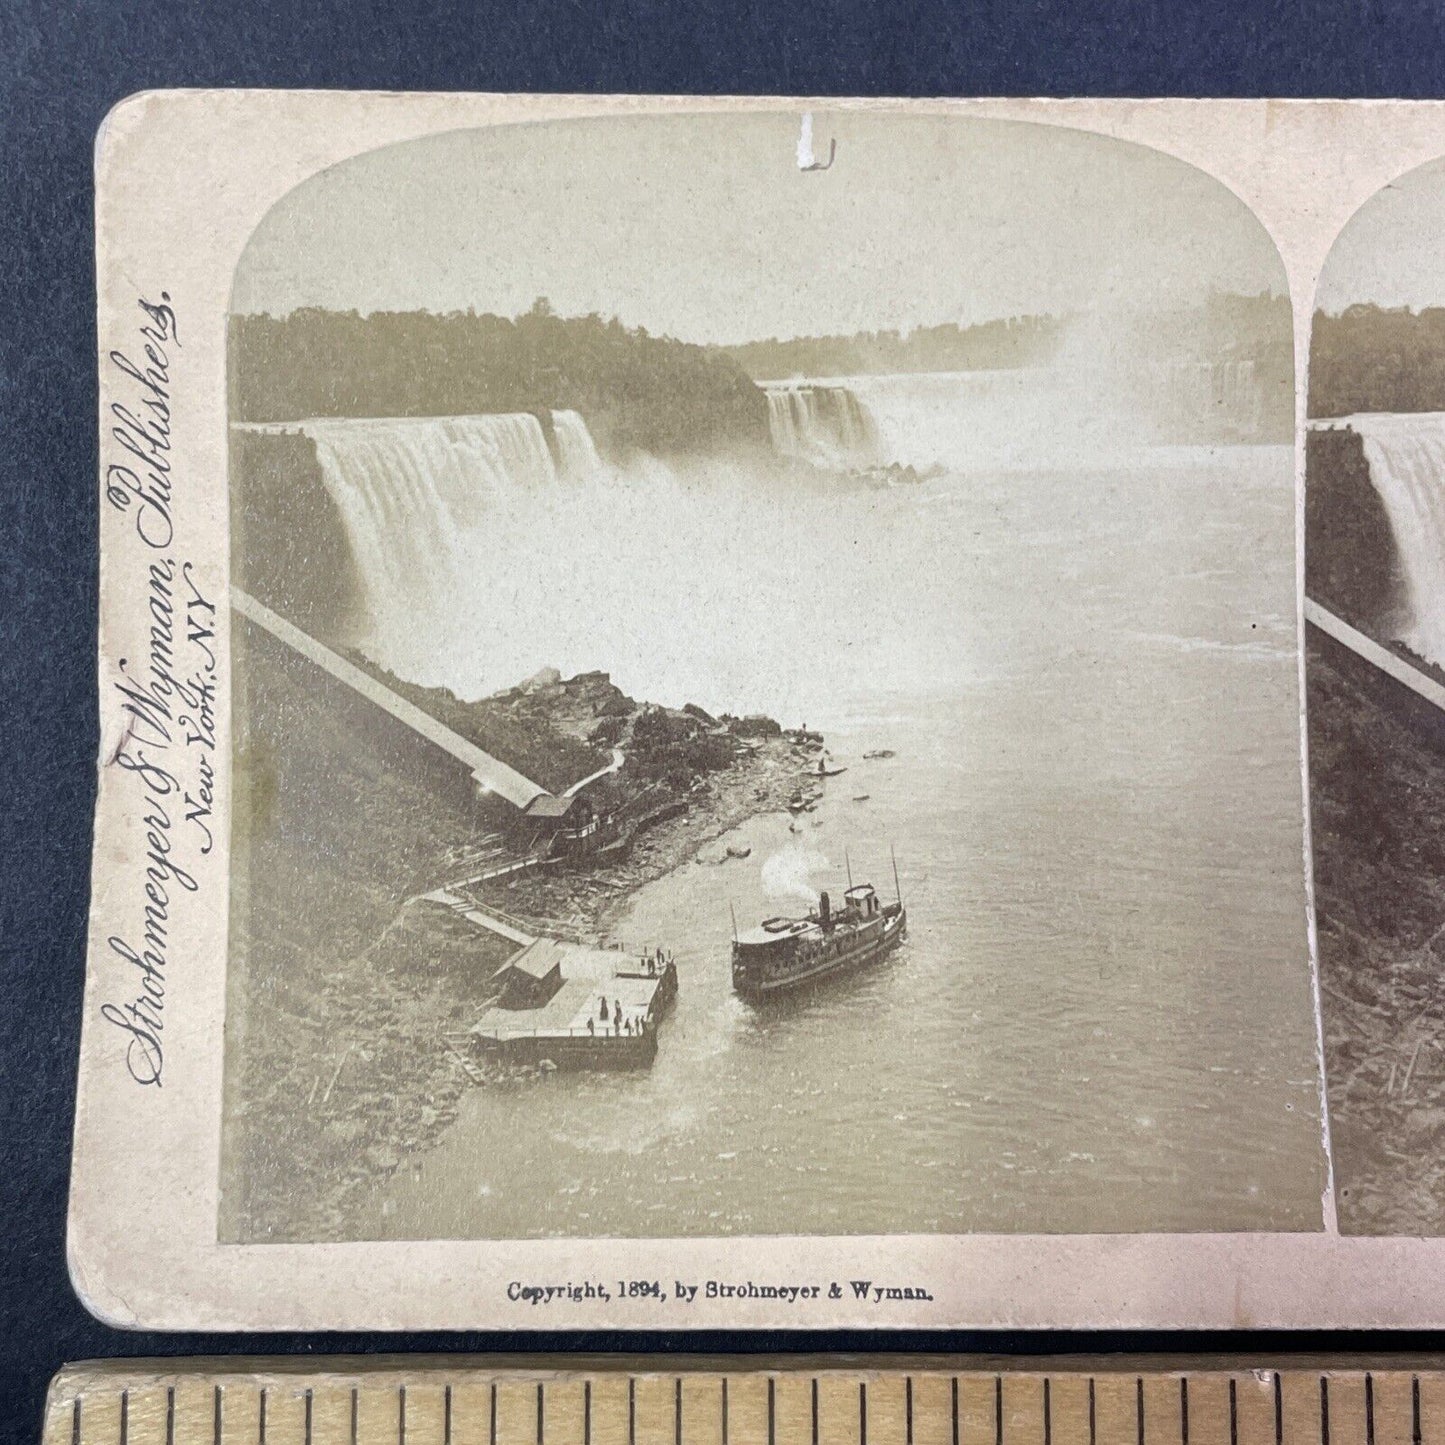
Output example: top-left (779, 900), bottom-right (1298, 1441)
top-left (232, 588), bottom-right (550, 810)
top-left (1304, 597), bottom-right (1445, 715)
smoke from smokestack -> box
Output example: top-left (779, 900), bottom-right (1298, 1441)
top-left (761, 841), bottom-right (829, 906)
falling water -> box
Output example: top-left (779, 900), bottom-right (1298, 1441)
top-left (1159, 359), bottom-right (1263, 437)
top-left (553, 408), bottom-right (603, 476)
top-left (764, 383), bottom-right (879, 467)
top-left (235, 410), bottom-right (608, 680)
top-left (1342, 413), bottom-right (1445, 667)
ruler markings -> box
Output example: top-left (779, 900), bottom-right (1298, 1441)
top-left (1001, 1376), bottom-right (1041, 1445)
top-left (1182, 1377), bottom-right (1226, 1445)
top-left (1141, 1376), bottom-right (1181, 1445)
top-left (1094, 1374), bottom-right (1137, 1445)
top-left (772, 1374), bottom-right (806, 1445)
top-left (1326, 1375), bottom-right (1356, 1445)
top-left (1044, 1377), bottom-right (1088, 1445)
top-left (679, 1378), bottom-right (719, 1445)
top-left (1411, 1373), bottom-right (1445, 1445)
top-left (1281, 1372), bottom-right (1324, 1445)
top-left (48, 1368), bottom-right (1445, 1445)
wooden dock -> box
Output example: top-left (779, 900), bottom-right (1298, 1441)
top-left (470, 955), bottom-right (678, 1071)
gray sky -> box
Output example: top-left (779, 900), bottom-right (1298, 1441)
top-left (233, 112), bottom-right (1286, 344)
top-left (1316, 156), bottom-right (1445, 314)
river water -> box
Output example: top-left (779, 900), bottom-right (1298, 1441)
top-left (350, 380), bottom-right (1325, 1239)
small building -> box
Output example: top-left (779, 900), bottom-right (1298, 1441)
top-left (517, 792), bottom-right (607, 857)
top-left (492, 938), bottom-right (565, 1009)
top-left (472, 941), bottom-right (679, 1072)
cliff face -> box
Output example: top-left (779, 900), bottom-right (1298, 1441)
top-left (1305, 427), bottom-right (1406, 636)
top-left (223, 618), bottom-right (515, 1239)
top-left (1308, 627), bottom-right (1445, 1234)
top-left (229, 428), bottom-right (360, 640)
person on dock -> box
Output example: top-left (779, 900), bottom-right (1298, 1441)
top-left (598, 997), bottom-right (608, 1023)
top-left (612, 999), bottom-right (621, 1029)
top-left (587, 1017), bottom-right (595, 1036)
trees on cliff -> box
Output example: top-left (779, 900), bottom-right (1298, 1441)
top-left (228, 305), bottom-right (770, 458)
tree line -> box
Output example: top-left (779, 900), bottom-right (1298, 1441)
top-left (1310, 305), bottom-right (1445, 417)
top-left (229, 302), bottom-right (770, 457)
top-left (725, 315), bottom-right (1065, 379)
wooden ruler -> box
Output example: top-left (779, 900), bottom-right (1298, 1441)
top-left (38, 1358), bottom-right (1445, 1445)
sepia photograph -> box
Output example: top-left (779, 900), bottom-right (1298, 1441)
top-left (1307, 158), bottom-right (1445, 1235)
top-left (216, 111), bottom-right (1326, 1246)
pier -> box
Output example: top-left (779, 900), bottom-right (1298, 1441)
top-left (470, 943), bottom-right (678, 1071)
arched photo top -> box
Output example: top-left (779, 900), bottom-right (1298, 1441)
top-left (230, 110), bottom-right (1289, 347)
top-left (1311, 152), bottom-right (1445, 419)
top-left (1302, 149), bottom-right (1445, 1244)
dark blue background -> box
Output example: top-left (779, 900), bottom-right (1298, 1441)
top-left (4, 0), bottom-right (1443, 1437)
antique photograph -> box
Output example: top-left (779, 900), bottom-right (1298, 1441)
top-left (215, 111), bottom-right (1326, 1246)
top-left (1307, 157), bottom-right (1445, 1235)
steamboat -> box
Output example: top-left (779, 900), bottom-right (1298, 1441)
top-left (731, 857), bottom-right (907, 1000)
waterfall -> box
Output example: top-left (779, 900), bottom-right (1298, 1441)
top-left (764, 383), bottom-right (879, 467)
top-left (1158, 359), bottom-right (1263, 437)
top-left (240, 410), bottom-right (606, 675)
top-left (1342, 413), bottom-right (1445, 668)
top-left (553, 408), bottom-right (603, 476)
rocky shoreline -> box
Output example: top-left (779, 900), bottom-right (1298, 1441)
top-left (484, 734), bottom-right (821, 941)
top-left (229, 660), bottom-right (829, 1243)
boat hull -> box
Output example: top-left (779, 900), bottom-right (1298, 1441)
top-left (732, 906), bottom-right (906, 1000)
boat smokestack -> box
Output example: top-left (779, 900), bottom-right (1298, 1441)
top-left (819, 890), bottom-right (831, 929)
